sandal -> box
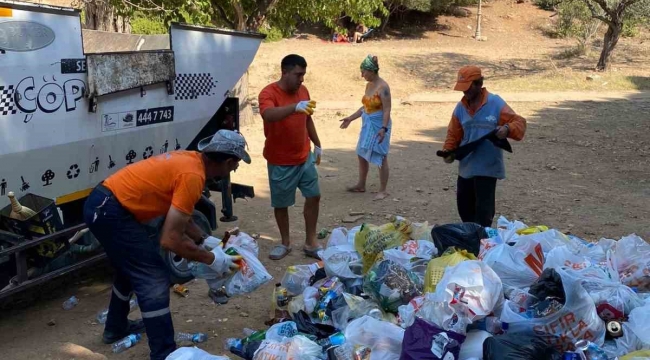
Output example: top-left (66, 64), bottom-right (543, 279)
top-left (269, 244), bottom-right (292, 260)
top-left (346, 186), bottom-right (366, 193)
top-left (303, 245), bottom-right (324, 260)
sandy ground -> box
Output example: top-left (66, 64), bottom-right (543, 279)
top-left (1, 1), bottom-right (649, 359)
top-left (2, 96), bottom-right (649, 360)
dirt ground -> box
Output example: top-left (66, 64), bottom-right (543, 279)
top-left (1, 2), bottom-right (649, 359)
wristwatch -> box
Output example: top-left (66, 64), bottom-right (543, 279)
top-left (381, 126), bottom-right (388, 133)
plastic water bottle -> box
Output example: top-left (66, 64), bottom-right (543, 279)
top-left (62, 296), bottom-right (79, 310)
top-left (175, 332), bottom-right (208, 343)
top-left (112, 333), bottom-right (142, 354)
top-left (96, 298), bottom-right (138, 324)
top-left (225, 338), bottom-right (243, 352)
top-left (317, 332), bottom-right (346, 349)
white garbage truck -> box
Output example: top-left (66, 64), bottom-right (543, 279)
top-left (0, 1), bottom-right (264, 299)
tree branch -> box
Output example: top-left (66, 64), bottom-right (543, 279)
top-left (246, 0), bottom-right (280, 29)
top-left (212, 0), bottom-right (236, 28)
top-left (582, 0), bottom-right (615, 26)
top-left (622, 0), bottom-right (642, 7)
top-left (590, 0), bottom-right (613, 15)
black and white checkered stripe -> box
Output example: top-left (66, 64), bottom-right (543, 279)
top-left (174, 73), bottom-right (217, 100)
top-left (0, 85), bottom-right (17, 116)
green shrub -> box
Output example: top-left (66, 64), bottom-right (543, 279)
top-left (534, 0), bottom-right (562, 11)
top-left (622, 21), bottom-right (640, 37)
top-left (259, 26), bottom-right (286, 42)
top-left (131, 14), bottom-right (167, 35)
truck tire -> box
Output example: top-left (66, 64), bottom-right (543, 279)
top-left (159, 210), bottom-right (212, 285)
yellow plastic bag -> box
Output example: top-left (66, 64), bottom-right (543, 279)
top-left (424, 247), bottom-right (477, 293)
top-left (621, 350), bottom-right (650, 360)
top-left (516, 225), bottom-right (549, 235)
top-left (355, 223), bottom-right (407, 273)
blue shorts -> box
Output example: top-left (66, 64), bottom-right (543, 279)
top-left (268, 152), bottom-right (320, 208)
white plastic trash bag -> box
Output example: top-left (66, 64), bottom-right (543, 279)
top-left (397, 296), bottom-right (425, 328)
top-left (225, 232), bottom-right (259, 255)
top-left (627, 303), bottom-right (650, 346)
top-left (432, 260), bottom-right (503, 322)
top-left (327, 227), bottom-right (350, 248)
top-left (400, 240), bottom-right (438, 259)
top-left (286, 335), bottom-right (325, 359)
top-left (481, 236), bottom-right (544, 289)
top-left (347, 226), bottom-right (361, 244)
top-left (166, 347), bottom-right (230, 360)
top-left (458, 330), bottom-right (492, 360)
top-left (500, 267), bottom-right (606, 352)
top-left (515, 229), bottom-right (573, 255)
top-left (253, 335), bottom-right (323, 360)
top-left (266, 321), bottom-right (299, 342)
top-left (322, 244), bottom-right (362, 280)
top-left (613, 234), bottom-right (650, 291)
top-left (496, 216), bottom-right (527, 243)
top-left (383, 240), bottom-right (437, 271)
top-left (345, 315), bottom-right (405, 360)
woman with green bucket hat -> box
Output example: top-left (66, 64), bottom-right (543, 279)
top-left (339, 55), bottom-right (393, 201)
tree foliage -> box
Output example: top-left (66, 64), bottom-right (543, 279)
top-left (555, 0), bottom-right (602, 53)
top-left (100, 0), bottom-right (387, 34)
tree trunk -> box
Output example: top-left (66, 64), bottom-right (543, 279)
top-left (231, 0), bottom-right (247, 31)
top-left (84, 0), bottom-right (131, 33)
top-left (596, 22), bottom-right (622, 71)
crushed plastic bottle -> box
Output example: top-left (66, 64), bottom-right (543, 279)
top-left (175, 332), bottom-right (208, 343)
top-left (96, 298), bottom-right (138, 324)
top-left (62, 296), bottom-right (79, 310)
top-left (575, 339), bottom-right (608, 360)
top-left (112, 334), bottom-right (142, 354)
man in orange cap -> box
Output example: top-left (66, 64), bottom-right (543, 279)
top-left (441, 66), bottom-right (526, 227)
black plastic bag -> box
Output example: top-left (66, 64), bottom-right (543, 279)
top-left (483, 334), bottom-right (561, 360)
top-left (326, 293), bottom-right (349, 315)
top-left (400, 317), bottom-right (466, 360)
top-left (431, 223), bottom-right (487, 257)
top-left (529, 268), bottom-right (566, 304)
top-left (293, 310), bottom-right (337, 340)
top-left (310, 267), bottom-right (327, 286)
top-left (436, 129), bottom-right (513, 162)
top-left (229, 340), bottom-right (262, 360)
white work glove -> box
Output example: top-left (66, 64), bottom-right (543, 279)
top-left (295, 100), bottom-right (316, 115)
top-left (208, 246), bottom-right (241, 276)
top-left (314, 146), bottom-right (322, 165)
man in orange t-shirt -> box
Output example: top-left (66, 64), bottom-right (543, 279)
top-left (258, 54), bottom-right (322, 261)
top-left (83, 130), bottom-right (249, 360)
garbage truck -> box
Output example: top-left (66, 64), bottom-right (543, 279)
top-left (0, 1), bottom-right (264, 300)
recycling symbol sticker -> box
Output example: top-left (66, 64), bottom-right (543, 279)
top-left (143, 146), bottom-right (154, 159)
top-left (67, 164), bottom-right (80, 179)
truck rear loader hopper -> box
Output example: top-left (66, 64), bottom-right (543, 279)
top-left (0, 1), bottom-right (265, 301)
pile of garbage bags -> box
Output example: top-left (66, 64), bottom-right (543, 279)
top-left (186, 215), bottom-right (650, 360)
